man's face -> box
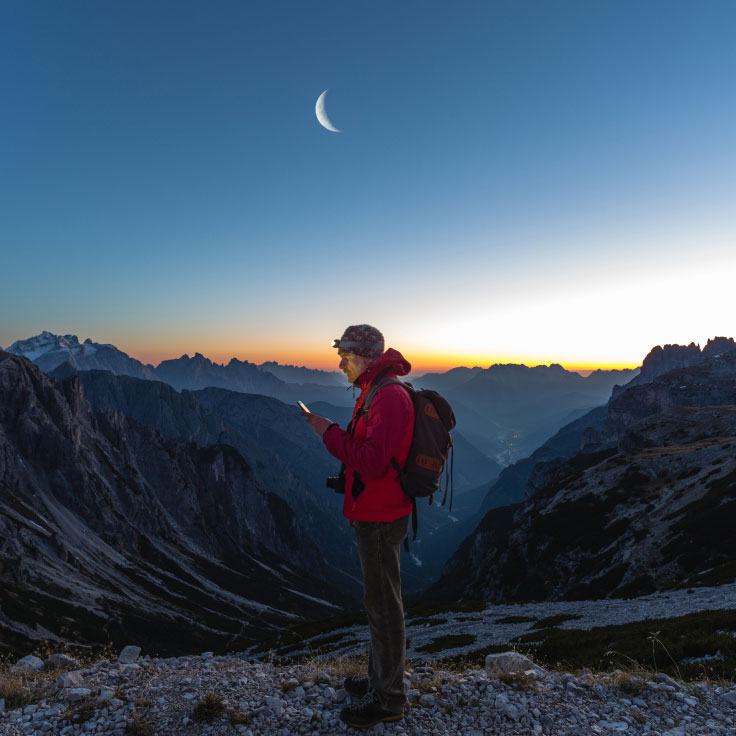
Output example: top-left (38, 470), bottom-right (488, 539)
top-left (339, 351), bottom-right (370, 384)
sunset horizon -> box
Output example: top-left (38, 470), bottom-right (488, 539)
top-left (3, 325), bottom-right (694, 376)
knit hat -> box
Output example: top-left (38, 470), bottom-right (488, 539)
top-left (332, 324), bottom-right (385, 362)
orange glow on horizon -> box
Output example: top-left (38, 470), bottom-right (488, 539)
top-left (125, 342), bottom-right (639, 376)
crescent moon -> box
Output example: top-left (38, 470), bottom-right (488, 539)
top-left (315, 89), bottom-right (341, 133)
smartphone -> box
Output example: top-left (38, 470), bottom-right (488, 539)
top-left (297, 400), bottom-right (311, 414)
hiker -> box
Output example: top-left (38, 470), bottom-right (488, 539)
top-left (301, 324), bottom-right (414, 728)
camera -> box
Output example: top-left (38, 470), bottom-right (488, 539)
top-left (326, 475), bottom-right (345, 494)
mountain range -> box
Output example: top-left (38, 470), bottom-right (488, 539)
top-left (414, 361), bottom-right (637, 463)
top-left (429, 337), bottom-right (736, 602)
top-left (4, 332), bottom-right (637, 467)
top-left (5, 329), bottom-right (732, 656)
top-left (0, 351), bottom-right (352, 656)
top-left (4, 332), bottom-right (350, 407)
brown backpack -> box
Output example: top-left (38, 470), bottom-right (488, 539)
top-left (362, 374), bottom-right (456, 541)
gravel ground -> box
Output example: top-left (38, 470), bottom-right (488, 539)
top-left (1, 650), bottom-right (735, 736)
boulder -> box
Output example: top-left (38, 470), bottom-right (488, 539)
top-left (67, 688), bottom-right (92, 702)
top-left (118, 646), bottom-right (141, 664)
top-left (97, 688), bottom-right (115, 705)
top-left (45, 654), bottom-right (79, 671)
top-left (13, 655), bottom-right (44, 671)
top-left (485, 652), bottom-right (546, 677)
top-left (656, 672), bottom-right (683, 691)
top-left (56, 671), bottom-right (84, 689)
top-left (720, 690), bottom-right (736, 706)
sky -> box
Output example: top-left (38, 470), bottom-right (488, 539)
top-left (1, 0), bottom-right (735, 373)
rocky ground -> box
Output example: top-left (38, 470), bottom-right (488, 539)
top-left (1, 647), bottom-right (735, 736)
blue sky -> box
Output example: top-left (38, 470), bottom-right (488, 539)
top-left (2, 1), bottom-right (735, 370)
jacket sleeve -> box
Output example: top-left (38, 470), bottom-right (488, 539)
top-left (322, 384), bottom-right (413, 479)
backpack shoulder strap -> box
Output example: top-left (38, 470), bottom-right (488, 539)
top-left (360, 368), bottom-right (411, 414)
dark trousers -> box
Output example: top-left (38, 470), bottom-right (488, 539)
top-left (354, 515), bottom-right (410, 714)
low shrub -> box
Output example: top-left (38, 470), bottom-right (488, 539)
top-left (191, 692), bottom-right (226, 723)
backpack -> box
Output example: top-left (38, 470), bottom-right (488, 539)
top-left (360, 372), bottom-right (456, 544)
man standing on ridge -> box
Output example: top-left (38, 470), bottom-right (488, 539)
top-left (302, 324), bottom-right (414, 729)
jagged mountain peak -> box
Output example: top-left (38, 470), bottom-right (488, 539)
top-left (5, 331), bottom-right (148, 377)
top-left (703, 336), bottom-right (736, 357)
top-left (637, 336), bottom-right (736, 384)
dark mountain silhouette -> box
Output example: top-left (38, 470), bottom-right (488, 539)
top-left (0, 352), bottom-right (352, 655)
top-left (48, 367), bottom-right (363, 591)
top-left (258, 361), bottom-right (344, 386)
top-left (428, 341), bottom-right (736, 602)
top-left (6, 332), bottom-right (639, 469)
top-left (154, 353), bottom-right (288, 396)
top-left (415, 362), bottom-right (637, 462)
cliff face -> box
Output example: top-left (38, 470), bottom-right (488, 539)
top-left (0, 351), bottom-right (350, 655)
top-left (629, 336), bottom-right (736, 386)
top-left (429, 344), bottom-right (736, 602)
top-left (588, 348), bottom-right (736, 450)
top-left (64, 368), bottom-right (361, 591)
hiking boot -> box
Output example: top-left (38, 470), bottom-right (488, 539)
top-left (339, 690), bottom-right (404, 729)
top-left (343, 675), bottom-right (370, 698)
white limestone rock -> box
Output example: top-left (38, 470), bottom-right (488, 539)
top-left (97, 688), bottom-right (115, 704)
top-left (118, 646), bottom-right (141, 664)
top-left (13, 655), bottom-right (44, 671)
top-left (67, 688), bottom-right (92, 702)
top-left (56, 671), bottom-right (84, 689)
top-left (484, 652), bottom-right (546, 677)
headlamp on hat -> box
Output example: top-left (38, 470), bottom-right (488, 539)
top-left (332, 338), bottom-right (373, 351)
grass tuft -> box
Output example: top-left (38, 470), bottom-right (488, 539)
top-left (0, 658), bottom-right (55, 710)
top-left (65, 698), bottom-right (96, 724)
top-left (229, 710), bottom-right (254, 725)
top-left (416, 675), bottom-right (441, 694)
top-left (126, 715), bottom-right (155, 735)
top-left (191, 692), bottom-right (226, 723)
top-left (495, 671), bottom-right (537, 690)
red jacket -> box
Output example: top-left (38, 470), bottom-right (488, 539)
top-left (323, 349), bottom-right (414, 522)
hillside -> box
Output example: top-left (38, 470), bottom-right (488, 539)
top-left (0, 352), bottom-right (351, 656)
top-left (430, 344), bottom-right (736, 602)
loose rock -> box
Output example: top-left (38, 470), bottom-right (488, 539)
top-left (118, 645), bottom-right (141, 664)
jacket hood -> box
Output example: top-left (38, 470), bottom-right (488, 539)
top-left (355, 348), bottom-right (411, 389)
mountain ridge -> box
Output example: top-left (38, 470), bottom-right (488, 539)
top-left (0, 351), bottom-right (352, 655)
top-left (428, 342), bottom-right (736, 603)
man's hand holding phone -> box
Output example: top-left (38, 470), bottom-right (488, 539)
top-left (298, 400), bottom-right (335, 437)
